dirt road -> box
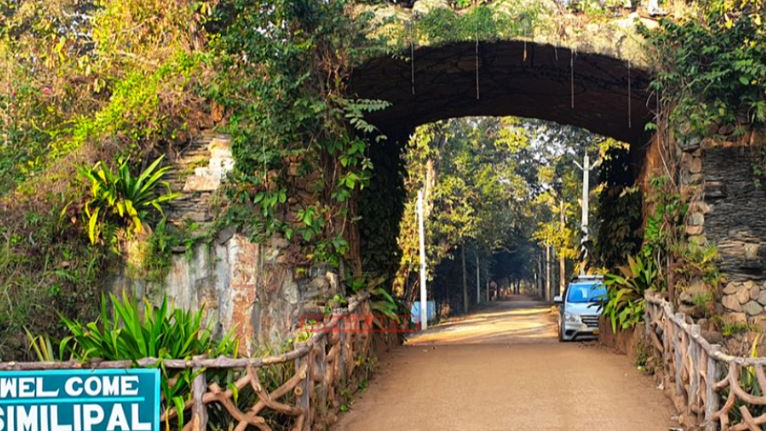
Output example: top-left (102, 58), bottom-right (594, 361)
top-left (334, 296), bottom-right (675, 431)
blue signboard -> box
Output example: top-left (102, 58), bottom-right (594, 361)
top-left (410, 300), bottom-right (436, 324)
top-left (0, 369), bottom-right (160, 431)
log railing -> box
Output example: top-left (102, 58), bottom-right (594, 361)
top-left (646, 292), bottom-right (766, 431)
top-left (0, 291), bottom-right (376, 431)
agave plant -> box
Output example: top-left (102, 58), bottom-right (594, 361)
top-left (78, 155), bottom-right (180, 244)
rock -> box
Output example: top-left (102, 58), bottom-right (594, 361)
top-left (722, 294), bottom-right (743, 312)
top-left (750, 282), bottom-right (761, 301)
top-left (723, 312), bottom-right (748, 325)
top-left (704, 181), bottom-right (726, 199)
top-left (744, 301), bottom-right (763, 316)
top-left (681, 173), bottom-right (704, 186)
top-left (737, 285), bottom-right (752, 304)
top-left (680, 136), bottom-right (701, 152)
top-left (757, 289), bottom-right (766, 306)
top-left (723, 282), bottom-right (739, 295)
top-left (688, 156), bottom-right (702, 174)
top-left (685, 225), bottom-right (703, 235)
top-left (216, 225), bottom-right (237, 245)
top-left (688, 212), bottom-right (704, 226)
top-left (183, 175), bottom-right (221, 192)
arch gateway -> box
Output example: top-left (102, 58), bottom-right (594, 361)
top-left (106, 1), bottom-right (766, 355)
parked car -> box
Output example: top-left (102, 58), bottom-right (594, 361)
top-left (554, 275), bottom-right (607, 342)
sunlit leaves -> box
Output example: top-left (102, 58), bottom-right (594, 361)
top-left (77, 155), bottom-right (180, 245)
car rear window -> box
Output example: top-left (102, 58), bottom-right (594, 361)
top-left (567, 283), bottom-right (607, 303)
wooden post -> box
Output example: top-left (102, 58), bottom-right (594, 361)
top-left (191, 366), bottom-right (208, 431)
top-left (704, 346), bottom-right (721, 431)
top-left (336, 309), bottom-right (347, 383)
top-left (295, 343), bottom-right (311, 431)
top-left (674, 313), bottom-right (684, 396)
top-left (316, 336), bottom-right (328, 424)
top-left (689, 324), bottom-right (701, 411)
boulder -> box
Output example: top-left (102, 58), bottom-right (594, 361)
top-left (722, 294), bottom-right (742, 312)
top-left (723, 282), bottom-right (739, 295)
top-left (744, 301), bottom-right (763, 316)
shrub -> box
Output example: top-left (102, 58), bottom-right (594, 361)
top-left (603, 254), bottom-right (659, 331)
top-left (55, 294), bottom-right (238, 428)
top-left (78, 155), bottom-right (179, 245)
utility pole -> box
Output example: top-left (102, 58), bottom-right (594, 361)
top-left (475, 248), bottom-right (480, 305)
top-left (574, 152), bottom-right (597, 276)
top-left (417, 190), bottom-right (428, 330)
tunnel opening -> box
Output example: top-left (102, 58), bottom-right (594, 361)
top-left (348, 41), bottom-right (656, 318)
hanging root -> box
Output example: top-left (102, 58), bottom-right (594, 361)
top-left (570, 50), bottom-right (575, 109)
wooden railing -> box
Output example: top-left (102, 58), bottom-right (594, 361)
top-left (646, 292), bottom-right (766, 431)
top-left (0, 291), bottom-right (376, 431)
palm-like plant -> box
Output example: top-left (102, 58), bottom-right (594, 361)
top-left (59, 293), bottom-right (239, 429)
top-left (603, 254), bottom-right (659, 331)
top-left (78, 155), bottom-right (179, 244)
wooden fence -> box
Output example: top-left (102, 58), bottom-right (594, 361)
top-left (0, 291), bottom-right (376, 431)
top-left (646, 292), bottom-right (766, 431)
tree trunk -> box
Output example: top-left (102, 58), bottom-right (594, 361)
top-left (462, 245), bottom-right (468, 314)
top-left (545, 245), bottom-right (551, 302)
top-left (475, 250), bottom-right (480, 305)
top-left (559, 253), bottom-right (566, 296)
top-left (559, 199), bottom-right (567, 296)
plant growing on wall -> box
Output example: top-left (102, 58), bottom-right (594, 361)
top-left (78, 155), bottom-right (179, 245)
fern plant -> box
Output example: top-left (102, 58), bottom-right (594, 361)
top-left (78, 155), bottom-right (179, 244)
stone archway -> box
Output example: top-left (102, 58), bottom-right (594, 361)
top-left (350, 40), bottom-right (653, 145)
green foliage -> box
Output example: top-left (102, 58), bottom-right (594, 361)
top-left (603, 255), bottom-right (658, 331)
top-left (210, 0), bottom-right (388, 269)
top-left (349, 275), bottom-right (402, 327)
top-left (57, 293), bottom-right (238, 424)
top-left (644, 0), bottom-right (766, 136)
top-left (395, 118), bottom-right (531, 296)
top-left (1, 0), bottom-right (207, 359)
top-left (0, 200), bottom-right (109, 360)
top-left (78, 156), bottom-right (179, 245)
top-left (593, 146), bottom-right (642, 269)
top-left (364, 0), bottom-right (549, 49)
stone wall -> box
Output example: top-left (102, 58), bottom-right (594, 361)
top-left (111, 134), bottom-right (342, 356)
top-left (680, 132), bottom-right (766, 325)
